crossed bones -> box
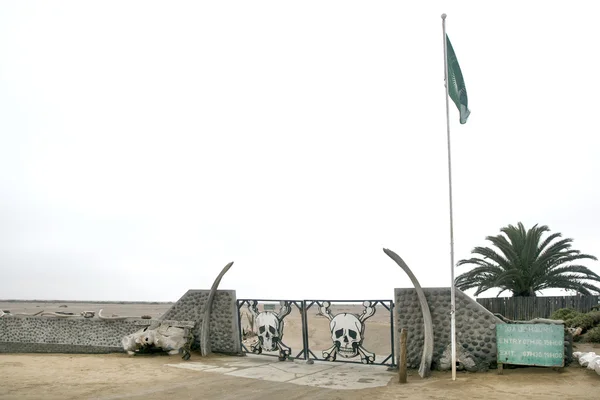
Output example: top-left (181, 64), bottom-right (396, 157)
top-left (248, 300), bottom-right (292, 360)
top-left (320, 301), bottom-right (377, 364)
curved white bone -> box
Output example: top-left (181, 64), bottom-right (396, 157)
top-left (1, 311), bottom-right (44, 317)
top-left (276, 341), bottom-right (291, 359)
top-left (250, 340), bottom-right (263, 354)
top-left (248, 301), bottom-right (260, 319)
top-left (40, 312), bottom-right (79, 318)
top-left (384, 248), bottom-right (433, 378)
top-left (277, 301), bottom-right (292, 320)
top-left (201, 261), bottom-right (234, 356)
top-left (357, 345), bottom-right (376, 364)
top-left (359, 301), bottom-right (376, 322)
top-left (98, 309), bottom-right (136, 320)
top-left (319, 301), bottom-right (334, 321)
top-left (322, 344), bottom-right (337, 360)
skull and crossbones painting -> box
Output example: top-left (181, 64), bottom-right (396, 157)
top-left (320, 301), bottom-right (376, 364)
top-left (248, 300), bottom-right (292, 361)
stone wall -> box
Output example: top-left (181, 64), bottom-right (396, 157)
top-left (395, 287), bottom-right (504, 371)
top-left (0, 317), bottom-right (155, 353)
top-left (0, 289), bottom-right (241, 355)
top-left (160, 289), bottom-right (241, 354)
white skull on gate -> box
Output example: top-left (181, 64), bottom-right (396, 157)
top-left (256, 312), bottom-right (281, 351)
top-left (330, 313), bottom-right (362, 358)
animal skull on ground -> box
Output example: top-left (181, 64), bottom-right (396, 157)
top-left (568, 326), bottom-right (583, 337)
top-left (320, 301), bottom-right (376, 364)
top-left (122, 324), bottom-right (192, 360)
top-left (248, 301), bottom-right (292, 360)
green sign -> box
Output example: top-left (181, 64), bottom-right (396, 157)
top-left (496, 324), bottom-right (564, 367)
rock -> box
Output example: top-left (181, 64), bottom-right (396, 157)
top-left (586, 356), bottom-right (600, 371)
top-left (579, 352), bottom-right (597, 367)
top-left (438, 343), bottom-right (479, 372)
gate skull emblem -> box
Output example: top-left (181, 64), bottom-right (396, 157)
top-left (248, 301), bottom-right (292, 360)
top-left (320, 301), bottom-right (376, 364)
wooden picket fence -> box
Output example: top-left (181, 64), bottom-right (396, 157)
top-left (476, 295), bottom-right (600, 320)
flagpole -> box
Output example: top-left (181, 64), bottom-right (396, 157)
top-left (441, 13), bottom-right (457, 382)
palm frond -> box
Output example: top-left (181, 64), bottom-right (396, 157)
top-left (544, 265), bottom-right (600, 280)
top-left (456, 222), bottom-right (599, 297)
top-left (536, 232), bottom-right (562, 258)
top-left (485, 235), bottom-right (521, 266)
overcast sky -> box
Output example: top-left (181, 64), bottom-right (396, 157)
top-left (1, 1), bottom-right (599, 302)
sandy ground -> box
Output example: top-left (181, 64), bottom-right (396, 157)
top-left (2, 301), bottom-right (600, 399)
top-left (0, 301), bottom-right (173, 319)
top-left (1, 351), bottom-right (599, 400)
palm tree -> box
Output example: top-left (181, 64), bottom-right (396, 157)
top-left (455, 222), bottom-right (600, 297)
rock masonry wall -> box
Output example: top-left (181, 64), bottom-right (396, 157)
top-left (0, 289), bottom-right (241, 355)
top-left (395, 287), bottom-right (505, 371)
top-left (160, 289), bottom-right (241, 354)
top-left (0, 318), bottom-right (154, 353)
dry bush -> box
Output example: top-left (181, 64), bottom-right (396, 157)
top-left (585, 326), bottom-right (600, 343)
top-left (550, 308), bottom-right (580, 321)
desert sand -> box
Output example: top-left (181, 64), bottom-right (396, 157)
top-left (2, 301), bottom-right (600, 399)
top-left (0, 301), bottom-right (173, 319)
top-left (1, 351), bottom-right (600, 400)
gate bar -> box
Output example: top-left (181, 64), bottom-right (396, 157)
top-left (389, 301), bottom-right (396, 367)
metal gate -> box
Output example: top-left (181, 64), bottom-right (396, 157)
top-left (236, 299), bottom-right (395, 367)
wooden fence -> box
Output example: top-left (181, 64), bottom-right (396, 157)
top-left (476, 296), bottom-right (600, 320)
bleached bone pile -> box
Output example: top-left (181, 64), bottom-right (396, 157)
top-left (122, 323), bottom-right (192, 359)
top-left (573, 352), bottom-right (600, 376)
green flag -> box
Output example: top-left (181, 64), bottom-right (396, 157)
top-left (446, 34), bottom-right (470, 124)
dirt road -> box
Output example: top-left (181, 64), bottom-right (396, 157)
top-left (1, 352), bottom-right (598, 400)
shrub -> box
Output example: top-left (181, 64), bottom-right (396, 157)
top-left (587, 311), bottom-right (600, 324)
top-left (586, 326), bottom-right (600, 343)
top-left (550, 308), bottom-right (581, 321)
top-left (567, 314), bottom-right (596, 332)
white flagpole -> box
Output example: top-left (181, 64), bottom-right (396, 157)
top-left (441, 13), bottom-right (457, 382)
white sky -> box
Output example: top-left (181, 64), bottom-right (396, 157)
top-left (1, 1), bottom-right (599, 302)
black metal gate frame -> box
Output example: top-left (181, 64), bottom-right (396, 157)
top-left (236, 299), bottom-right (305, 359)
top-left (237, 299), bottom-right (395, 367)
